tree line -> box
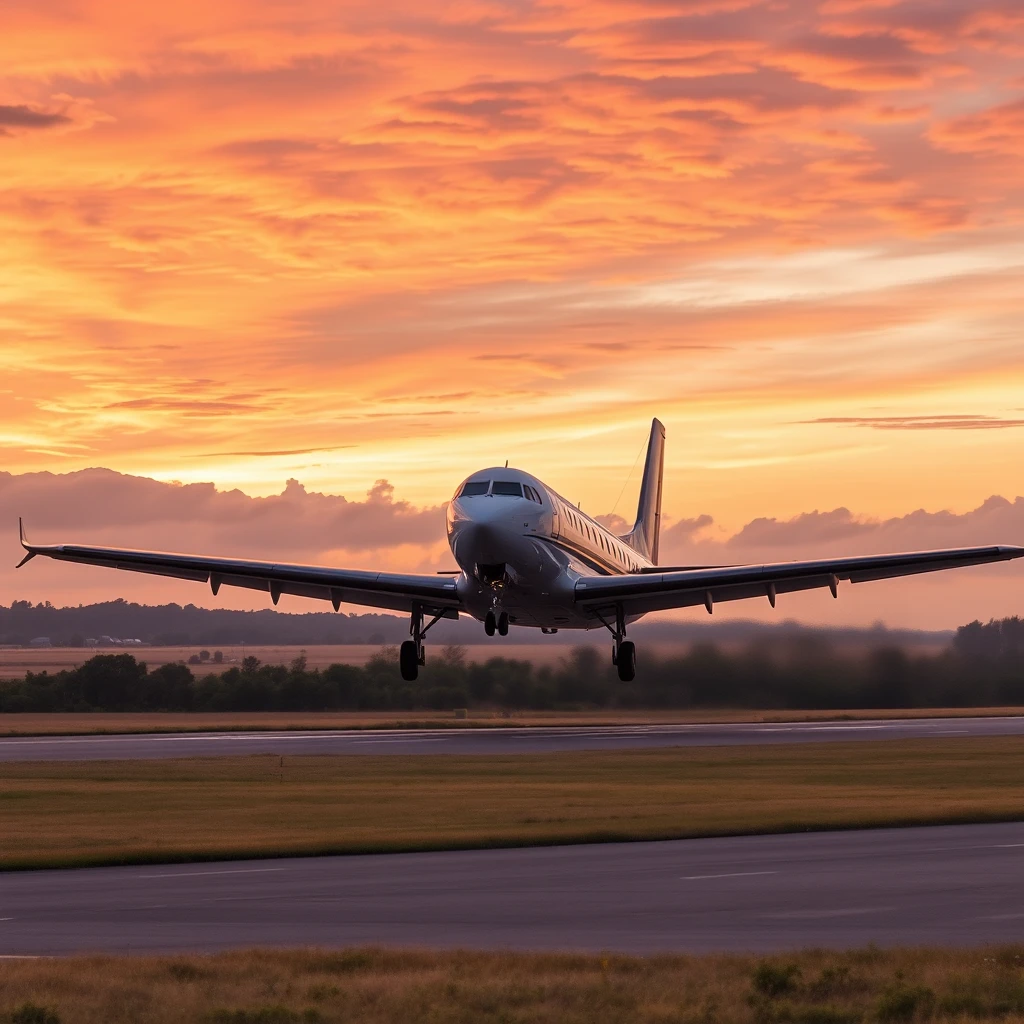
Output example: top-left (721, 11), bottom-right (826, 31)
top-left (0, 617), bottom-right (1021, 713)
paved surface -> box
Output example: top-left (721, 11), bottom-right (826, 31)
top-left (2, 716), bottom-right (1024, 761)
top-left (6, 822), bottom-right (1024, 955)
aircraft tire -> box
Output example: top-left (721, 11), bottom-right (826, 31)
top-left (617, 640), bottom-right (636, 682)
top-left (497, 612), bottom-right (509, 636)
top-left (400, 640), bottom-right (419, 681)
top-left (484, 611), bottom-right (496, 636)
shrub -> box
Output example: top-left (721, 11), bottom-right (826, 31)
top-left (205, 1008), bottom-right (320, 1024)
top-left (753, 962), bottom-right (801, 998)
top-left (11, 1005), bottom-right (61, 1024)
top-left (875, 983), bottom-right (934, 1022)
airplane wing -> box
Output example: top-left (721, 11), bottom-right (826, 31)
top-left (16, 520), bottom-right (462, 619)
top-left (575, 546), bottom-right (1024, 618)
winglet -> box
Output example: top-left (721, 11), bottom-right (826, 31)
top-left (16, 517), bottom-right (36, 568)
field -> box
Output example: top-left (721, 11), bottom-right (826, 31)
top-left (5, 737), bottom-right (1024, 870)
top-left (0, 643), bottom-right (594, 679)
top-left (4, 946), bottom-right (1024, 1024)
top-left (0, 633), bottom-right (952, 679)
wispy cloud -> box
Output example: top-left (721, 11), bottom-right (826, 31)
top-left (807, 415), bottom-right (1024, 430)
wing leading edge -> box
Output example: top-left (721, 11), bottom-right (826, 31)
top-left (575, 545), bottom-right (1024, 618)
top-left (16, 520), bottom-right (461, 619)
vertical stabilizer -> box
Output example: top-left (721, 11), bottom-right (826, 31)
top-left (623, 418), bottom-right (665, 565)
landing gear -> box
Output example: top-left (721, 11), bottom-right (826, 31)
top-left (400, 640), bottom-right (420, 682)
top-left (602, 605), bottom-right (637, 682)
top-left (400, 604), bottom-right (445, 681)
top-left (615, 640), bottom-right (636, 682)
top-left (484, 610), bottom-right (509, 637)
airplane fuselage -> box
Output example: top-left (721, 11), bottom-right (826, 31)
top-left (446, 467), bottom-right (652, 630)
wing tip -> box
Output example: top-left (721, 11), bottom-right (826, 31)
top-left (16, 517), bottom-right (36, 568)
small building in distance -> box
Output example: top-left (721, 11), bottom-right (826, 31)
top-left (29, 637), bottom-right (53, 648)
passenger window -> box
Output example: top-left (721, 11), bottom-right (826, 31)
top-left (492, 481), bottom-right (523, 497)
top-left (460, 481), bottom-right (489, 497)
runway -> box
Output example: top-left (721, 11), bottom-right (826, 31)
top-left (2, 715), bottom-right (1024, 761)
top-left (6, 822), bottom-right (1024, 955)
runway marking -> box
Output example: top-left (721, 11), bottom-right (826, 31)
top-left (993, 844), bottom-right (1024, 849)
top-left (979, 912), bottom-right (1024, 921)
top-left (681, 871), bottom-right (777, 881)
top-left (138, 867), bottom-right (285, 879)
top-left (766, 906), bottom-right (894, 920)
top-left (0, 918), bottom-right (13, 922)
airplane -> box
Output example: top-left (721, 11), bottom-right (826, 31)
top-left (16, 418), bottom-right (1024, 683)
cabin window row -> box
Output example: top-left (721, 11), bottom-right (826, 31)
top-left (560, 502), bottom-right (640, 572)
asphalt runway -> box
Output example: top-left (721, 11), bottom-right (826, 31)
top-left (6, 822), bottom-right (1024, 955)
top-left (2, 716), bottom-right (1024, 761)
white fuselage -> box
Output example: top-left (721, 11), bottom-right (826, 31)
top-left (446, 467), bottom-right (652, 630)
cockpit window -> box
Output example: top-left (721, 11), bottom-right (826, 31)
top-left (492, 481), bottom-right (523, 497)
top-left (460, 481), bottom-right (490, 497)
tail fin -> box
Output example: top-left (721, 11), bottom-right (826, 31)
top-left (623, 418), bottom-right (665, 565)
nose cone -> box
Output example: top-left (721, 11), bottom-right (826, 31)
top-left (448, 496), bottom-right (538, 571)
top-left (453, 520), bottom-right (506, 565)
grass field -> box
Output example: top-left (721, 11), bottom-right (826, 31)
top-left (5, 737), bottom-right (1024, 870)
top-left (5, 706), bottom-right (1024, 737)
top-left (0, 643), bottom-right (595, 679)
top-left (4, 946), bottom-right (1024, 1024)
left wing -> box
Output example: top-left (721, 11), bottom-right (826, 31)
top-left (576, 545), bottom-right (1024, 618)
top-left (16, 520), bottom-right (461, 619)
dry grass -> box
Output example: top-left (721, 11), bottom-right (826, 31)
top-left (3, 946), bottom-right (1024, 1024)
top-left (5, 738), bottom-right (1024, 870)
top-left (0, 644), bottom-right (586, 679)
top-left (4, 707), bottom-right (1023, 737)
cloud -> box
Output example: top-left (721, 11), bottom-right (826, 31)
top-left (660, 495), bottom-right (1024, 562)
top-left (806, 415), bottom-right (1024, 430)
top-left (196, 446), bottom-right (357, 458)
top-left (0, 104), bottom-right (70, 130)
top-left (930, 99), bottom-right (1024, 157)
top-left (1, 469), bottom-right (444, 556)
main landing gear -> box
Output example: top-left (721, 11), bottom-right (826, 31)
top-left (399, 604), bottom-right (446, 682)
top-left (601, 605), bottom-right (636, 682)
top-left (484, 610), bottom-right (509, 637)
top-left (613, 639), bottom-right (636, 682)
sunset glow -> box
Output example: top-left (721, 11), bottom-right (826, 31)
top-left (2, 0), bottom-right (1023, 625)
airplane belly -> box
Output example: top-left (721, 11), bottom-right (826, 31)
top-left (455, 538), bottom-right (607, 630)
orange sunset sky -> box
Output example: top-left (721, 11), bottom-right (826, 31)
top-left (1, 0), bottom-right (1023, 628)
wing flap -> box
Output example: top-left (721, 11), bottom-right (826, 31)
top-left (576, 545), bottom-right (1024, 617)
top-left (18, 533), bottom-right (462, 618)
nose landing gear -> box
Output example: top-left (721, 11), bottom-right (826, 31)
top-left (484, 610), bottom-right (509, 636)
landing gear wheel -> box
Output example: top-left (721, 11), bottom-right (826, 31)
top-left (484, 611), bottom-right (496, 636)
top-left (497, 611), bottom-right (509, 636)
top-left (400, 640), bottom-right (420, 681)
top-left (616, 640), bottom-right (636, 682)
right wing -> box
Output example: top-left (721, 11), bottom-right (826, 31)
top-left (16, 520), bottom-right (462, 619)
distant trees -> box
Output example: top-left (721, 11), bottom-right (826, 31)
top-left (1, 617), bottom-right (1022, 714)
